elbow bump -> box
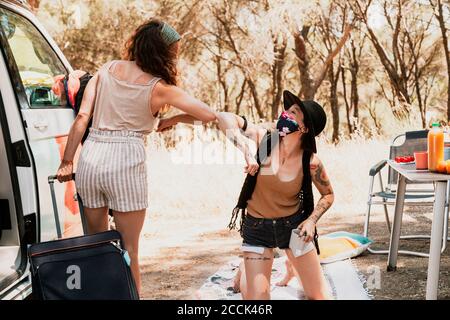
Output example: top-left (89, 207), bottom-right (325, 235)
top-left (209, 113), bottom-right (218, 122)
top-left (215, 112), bottom-right (229, 124)
top-left (328, 194), bottom-right (335, 204)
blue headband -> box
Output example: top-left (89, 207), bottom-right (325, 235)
top-left (161, 22), bottom-right (181, 46)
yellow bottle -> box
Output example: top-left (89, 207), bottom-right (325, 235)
top-left (428, 123), bottom-right (444, 172)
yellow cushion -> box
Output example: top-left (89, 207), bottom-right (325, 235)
top-left (318, 237), bottom-right (359, 260)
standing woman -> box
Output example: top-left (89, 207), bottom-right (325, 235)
top-left (56, 19), bottom-right (216, 295)
top-left (215, 90), bottom-right (334, 300)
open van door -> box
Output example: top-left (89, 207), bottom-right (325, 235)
top-left (0, 1), bottom-right (83, 299)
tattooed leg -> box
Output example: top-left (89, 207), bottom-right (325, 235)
top-left (245, 256), bottom-right (272, 261)
top-left (242, 249), bottom-right (274, 299)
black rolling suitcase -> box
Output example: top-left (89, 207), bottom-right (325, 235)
top-left (28, 174), bottom-right (139, 300)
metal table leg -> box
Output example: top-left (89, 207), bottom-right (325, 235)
top-left (387, 175), bottom-right (407, 271)
top-left (426, 181), bottom-right (446, 300)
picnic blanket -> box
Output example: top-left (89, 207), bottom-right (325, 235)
top-left (196, 257), bottom-right (371, 300)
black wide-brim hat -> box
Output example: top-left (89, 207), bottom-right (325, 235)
top-left (283, 90), bottom-right (327, 153)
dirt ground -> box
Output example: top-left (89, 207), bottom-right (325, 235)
top-left (137, 204), bottom-right (450, 300)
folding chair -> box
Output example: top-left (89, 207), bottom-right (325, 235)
top-left (364, 130), bottom-right (450, 257)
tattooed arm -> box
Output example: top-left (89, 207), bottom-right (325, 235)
top-left (309, 154), bottom-right (334, 224)
top-left (297, 154), bottom-right (334, 242)
top-left (309, 155), bottom-right (334, 223)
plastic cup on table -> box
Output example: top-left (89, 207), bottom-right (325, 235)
top-left (414, 151), bottom-right (428, 170)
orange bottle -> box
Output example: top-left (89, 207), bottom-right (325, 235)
top-left (428, 123), bottom-right (444, 172)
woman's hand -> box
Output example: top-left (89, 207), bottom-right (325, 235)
top-left (156, 117), bottom-right (176, 132)
top-left (56, 160), bottom-right (74, 183)
top-left (244, 152), bottom-right (259, 176)
top-left (297, 218), bottom-right (316, 243)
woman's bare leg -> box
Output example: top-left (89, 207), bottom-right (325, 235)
top-left (83, 206), bottom-right (109, 234)
top-left (275, 258), bottom-right (300, 287)
top-left (112, 209), bottom-right (146, 295)
top-left (285, 248), bottom-right (332, 300)
top-left (233, 262), bottom-right (248, 298)
top-left (242, 249), bottom-right (274, 300)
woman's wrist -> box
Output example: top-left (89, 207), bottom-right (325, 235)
top-left (239, 115), bottom-right (248, 132)
top-left (61, 159), bottom-right (73, 165)
top-left (174, 114), bottom-right (197, 125)
top-left (168, 115), bottom-right (180, 125)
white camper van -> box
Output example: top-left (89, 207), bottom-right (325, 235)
top-left (0, 0), bottom-right (83, 299)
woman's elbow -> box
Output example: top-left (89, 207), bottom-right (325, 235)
top-left (327, 192), bottom-right (335, 205)
top-left (74, 113), bottom-right (90, 130)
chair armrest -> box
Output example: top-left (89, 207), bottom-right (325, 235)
top-left (369, 160), bottom-right (387, 176)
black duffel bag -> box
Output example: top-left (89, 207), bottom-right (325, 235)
top-left (28, 175), bottom-right (138, 300)
top-left (28, 230), bottom-right (138, 300)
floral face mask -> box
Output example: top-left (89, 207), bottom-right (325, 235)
top-left (276, 111), bottom-right (300, 137)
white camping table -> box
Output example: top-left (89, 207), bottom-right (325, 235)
top-left (387, 160), bottom-right (448, 299)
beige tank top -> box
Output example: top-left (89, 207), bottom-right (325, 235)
top-left (247, 161), bottom-right (303, 218)
top-left (92, 60), bottom-right (161, 134)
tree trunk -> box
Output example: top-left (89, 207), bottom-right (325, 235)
top-left (353, 0), bottom-right (410, 118)
top-left (329, 63), bottom-right (340, 143)
top-left (247, 79), bottom-right (264, 119)
top-left (215, 55), bottom-right (229, 112)
top-left (413, 64), bottom-right (426, 128)
top-left (293, 27), bottom-right (315, 100)
top-left (235, 80), bottom-right (246, 115)
top-left (365, 26), bottom-right (410, 112)
top-left (435, 0), bottom-right (450, 122)
top-left (271, 35), bottom-right (287, 121)
top-left (350, 40), bottom-right (359, 131)
top-left (406, 36), bottom-right (426, 128)
top-left (312, 24), bottom-right (352, 96)
top-left (341, 66), bottom-right (353, 134)
top-left (294, 24), bottom-right (351, 100)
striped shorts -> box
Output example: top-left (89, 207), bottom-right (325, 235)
top-left (75, 128), bottom-right (148, 212)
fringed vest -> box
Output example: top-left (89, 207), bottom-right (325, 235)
top-left (228, 131), bottom-right (320, 254)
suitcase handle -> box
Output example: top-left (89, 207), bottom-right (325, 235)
top-left (48, 173), bottom-right (75, 182)
top-left (48, 173), bottom-right (87, 238)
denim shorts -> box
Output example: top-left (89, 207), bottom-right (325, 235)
top-left (241, 211), bottom-right (310, 251)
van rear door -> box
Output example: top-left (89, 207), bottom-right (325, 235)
top-left (0, 4), bottom-right (83, 243)
top-left (0, 6), bottom-right (38, 297)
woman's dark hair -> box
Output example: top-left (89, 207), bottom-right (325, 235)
top-left (300, 130), bottom-right (314, 152)
top-left (123, 18), bottom-right (178, 85)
